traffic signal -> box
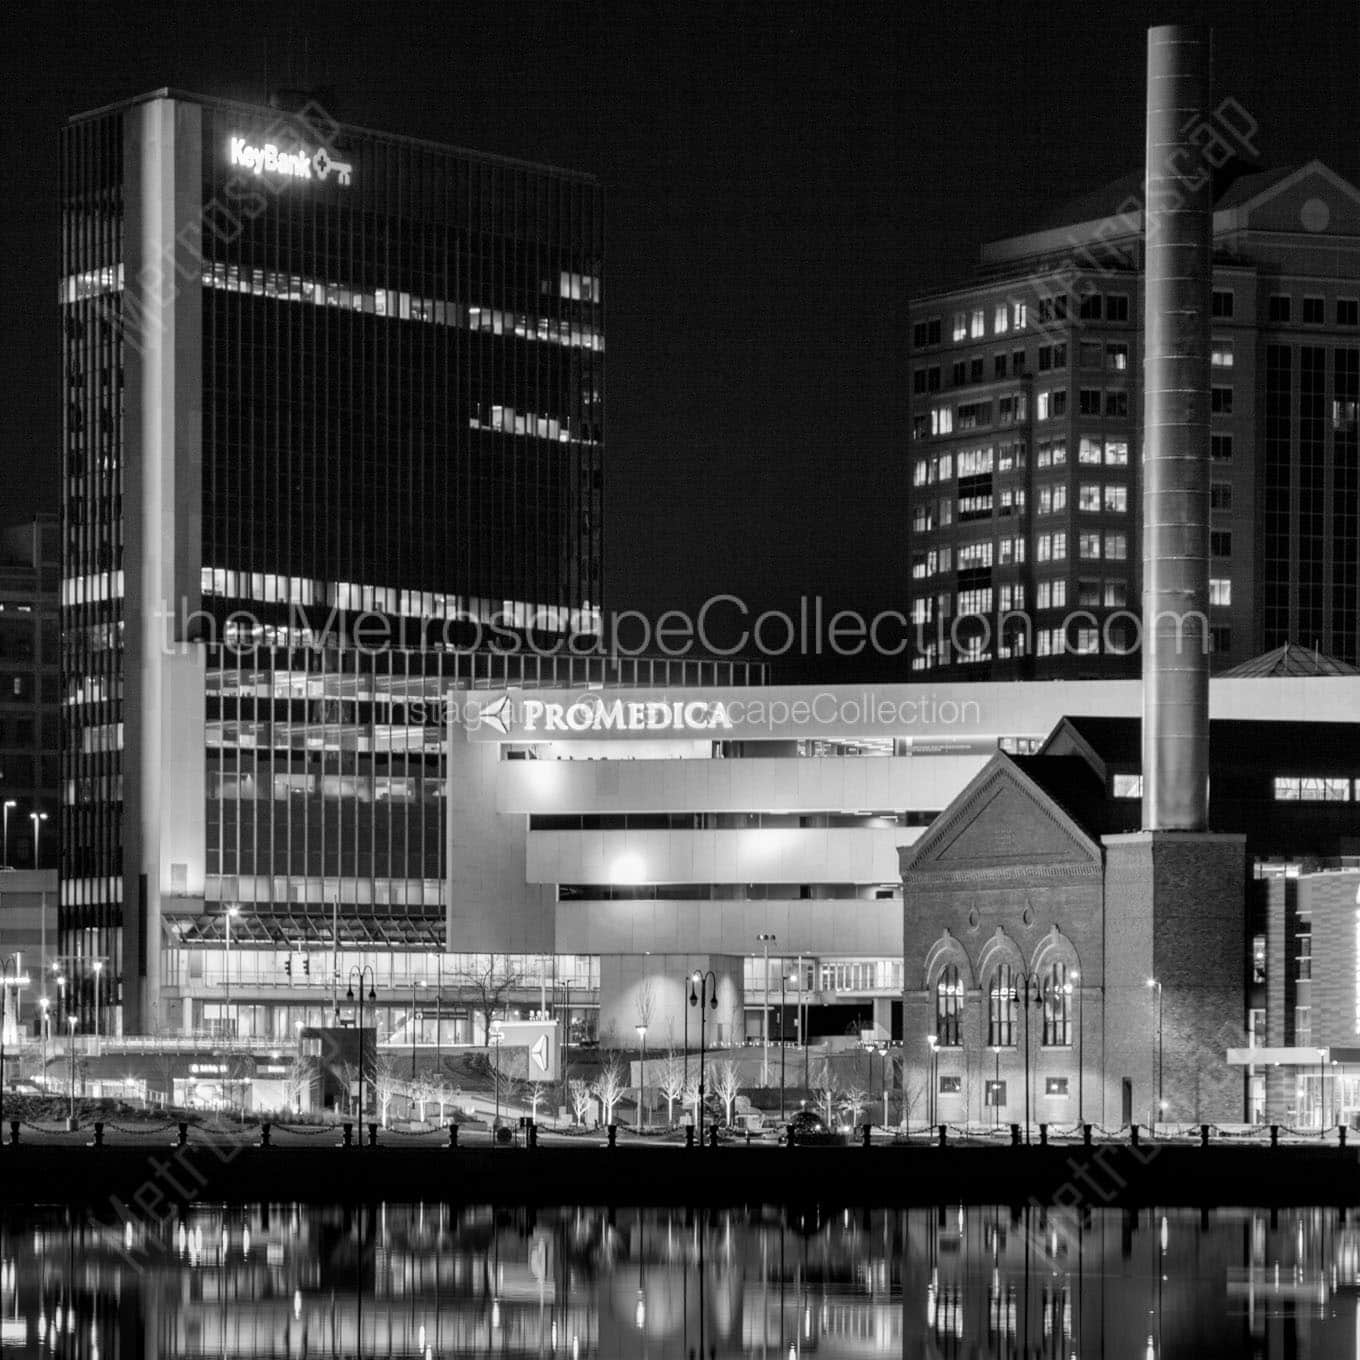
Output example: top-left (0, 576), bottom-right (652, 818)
top-left (302, 955), bottom-right (310, 976)
top-left (284, 958), bottom-right (293, 977)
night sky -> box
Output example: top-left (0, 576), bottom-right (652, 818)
top-left (4, 0), bottom-right (1357, 679)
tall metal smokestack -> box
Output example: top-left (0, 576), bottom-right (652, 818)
top-left (1142, 25), bottom-right (1213, 831)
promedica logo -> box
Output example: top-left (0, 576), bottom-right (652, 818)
top-left (228, 137), bottom-right (353, 186)
top-left (470, 693), bottom-right (735, 736)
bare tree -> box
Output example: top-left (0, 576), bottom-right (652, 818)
top-left (658, 1049), bottom-right (686, 1126)
top-left (568, 1077), bottom-right (593, 1127)
top-left (592, 1054), bottom-right (628, 1126)
top-left (451, 953), bottom-right (526, 1046)
top-left (634, 977), bottom-right (656, 1032)
top-left (712, 1059), bottom-right (742, 1125)
top-left (373, 1054), bottom-right (400, 1127)
top-left (842, 1086), bottom-right (869, 1129)
top-left (812, 1058), bottom-right (838, 1126)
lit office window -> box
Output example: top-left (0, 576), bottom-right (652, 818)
top-left (936, 965), bottom-right (963, 1047)
top-left (993, 303), bottom-right (1009, 334)
top-left (1209, 578), bottom-right (1232, 606)
top-left (1103, 485), bottom-right (1128, 512)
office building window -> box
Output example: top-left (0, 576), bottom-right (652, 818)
top-left (1211, 341), bottom-right (1234, 368)
top-left (1103, 580), bottom-right (1127, 607)
top-left (936, 964), bottom-right (963, 1046)
top-left (1339, 298), bottom-right (1359, 327)
top-left (1080, 341), bottom-right (1103, 368)
top-left (1106, 343), bottom-right (1129, 371)
top-left (1037, 483), bottom-right (1067, 515)
top-left (1302, 296), bottom-right (1325, 325)
top-left (1105, 390), bottom-right (1129, 417)
top-left (1079, 292), bottom-right (1102, 320)
top-left (1113, 773), bottom-right (1143, 798)
top-left (1209, 578), bottom-right (1232, 606)
top-left (1079, 436), bottom-right (1103, 464)
top-left (988, 965), bottom-right (1017, 1047)
top-left (994, 304), bottom-right (1010, 334)
top-left (1210, 482), bottom-right (1232, 511)
top-left (1268, 294), bottom-right (1291, 324)
top-left (970, 357), bottom-right (985, 383)
top-left (1211, 529), bottom-right (1232, 557)
top-left (1012, 301), bottom-right (1028, 331)
top-left (1211, 625), bottom-right (1232, 654)
top-left (1104, 439), bottom-right (1129, 465)
top-left (952, 360), bottom-right (966, 385)
top-left (1012, 349), bottom-right (1026, 373)
top-left (1079, 484), bottom-right (1101, 512)
top-left (1104, 533), bottom-right (1127, 560)
top-left (994, 353), bottom-right (1008, 378)
top-left (1211, 386), bottom-right (1234, 414)
top-left (1104, 294), bottom-right (1130, 322)
top-left (1211, 289), bottom-right (1234, 318)
top-left (1038, 343), bottom-right (1068, 371)
top-left (1079, 389), bottom-right (1101, 415)
top-left (1273, 777), bottom-right (1351, 802)
top-left (1211, 434), bottom-right (1233, 461)
top-left (1041, 962), bottom-right (1072, 1046)
top-left (1036, 439), bottom-right (1066, 468)
top-left (971, 308), bottom-right (986, 339)
top-left (1045, 1077), bottom-right (1070, 1097)
top-left (1079, 533), bottom-right (1101, 560)
top-left (1104, 485), bottom-right (1128, 513)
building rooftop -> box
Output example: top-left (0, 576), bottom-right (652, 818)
top-left (1220, 643), bottom-right (1360, 678)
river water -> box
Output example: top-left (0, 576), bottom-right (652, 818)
top-left (4, 1202), bottom-right (1358, 1356)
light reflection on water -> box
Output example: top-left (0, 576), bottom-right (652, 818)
top-left (4, 1203), bottom-right (1360, 1356)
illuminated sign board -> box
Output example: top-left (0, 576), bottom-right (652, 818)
top-left (490, 1021), bottom-right (560, 1082)
top-left (228, 136), bottom-right (353, 186)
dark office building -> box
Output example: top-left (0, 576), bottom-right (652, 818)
top-left (0, 515), bottom-right (60, 868)
top-left (907, 160), bottom-right (1360, 677)
top-left (61, 91), bottom-right (608, 1032)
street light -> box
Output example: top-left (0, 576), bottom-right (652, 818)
top-left (0, 955), bottom-right (29, 1134)
top-left (688, 970), bottom-right (719, 1147)
top-left (66, 1015), bottom-right (78, 1125)
top-left (1, 801), bottom-right (15, 869)
top-left (410, 979), bottom-right (426, 1079)
top-left (28, 811), bottom-right (47, 870)
top-left (1146, 978), bottom-right (1163, 1133)
top-left (1011, 971), bottom-right (1046, 1144)
top-left (926, 1034), bottom-right (938, 1129)
top-left (92, 960), bottom-right (103, 1055)
top-left (346, 964), bottom-right (377, 1137)
top-left (37, 996), bottom-right (49, 1087)
top-left (223, 905), bottom-right (241, 1035)
top-left (635, 1024), bottom-right (648, 1130)
top-left (778, 965), bottom-right (788, 1122)
top-left (757, 932), bottom-right (777, 1086)
top-left (1068, 970), bottom-right (1082, 1124)
top-left (490, 1026), bottom-right (505, 1139)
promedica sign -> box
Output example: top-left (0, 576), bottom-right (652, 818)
top-left (464, 687), bottom-right (993, 744)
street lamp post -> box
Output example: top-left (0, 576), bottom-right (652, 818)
top-left (28, 811), bottom-right (47, 871)
top-left (66, 1015), bottom-right (78, 1124)
top-left (0, 955), bottom-right (29, 1134)
top-left (688, 971), bottom-right (718, 1147)
top-left (635, 1024), bottom-right (648, 1130)
top-left (92, 960), bottom-right (103, 1056)
top-left (410, 979), bottom-right (424, 1079)
top-left (757, 932), bottom-right (776, 1086)
top-left (346, 964), bottom-right (377, 1138)
top-left (795, 954), bottom-right (810, 1093)
top-left (490, 1027), bottom-right (504, 1138)
top-left (778, 966), bottom-right (787, 1122)
top-left (37, 997), bottom-right (49, 1087)
top-left (927, 1035), bottom-right (938, 1129)
top-left (1146, 978), bottom-right (1163, 1133)
top-left (1, 800), bottom-right (15, 869)
top-left (1068, 970), bottom-right (1082, 1125)
top-left (223, 905), bottom-right (240, 1036)
top-left (1014, 972), bottom-right (1046, 1145)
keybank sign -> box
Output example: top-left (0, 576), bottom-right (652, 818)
top-left (228, 136), bottom-right (354, 186)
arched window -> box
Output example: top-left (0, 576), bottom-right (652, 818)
top-left (988, 964), bottom-right (1016, 1047)
top-left (1041, 961), bottom-right (1072, 1046)
top-left (935, 963), bottom-right (963, 1047)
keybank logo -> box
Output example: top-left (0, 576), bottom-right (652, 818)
top-left (228, 136), bottom-right (354, 186)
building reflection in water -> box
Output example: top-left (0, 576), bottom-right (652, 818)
top-left (2, 1201), bottom-right (1359, 1356)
